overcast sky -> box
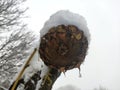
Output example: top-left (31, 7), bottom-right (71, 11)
top-left (25, 0), bottom-right (120, 90)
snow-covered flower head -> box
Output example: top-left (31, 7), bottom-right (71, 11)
top-left (39, 10), bottom-right (90, 71)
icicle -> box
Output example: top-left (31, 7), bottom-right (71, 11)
top-left (59, 67), bottom-right (66, 76)
top-left (78, 67), bottom-right (82, 77)
top-left (75, 63), bottom-right (82, 77)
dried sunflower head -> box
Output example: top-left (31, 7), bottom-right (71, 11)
top-left (39, 25), bottom-right (88, 71)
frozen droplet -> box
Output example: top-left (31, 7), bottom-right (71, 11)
top-left (78, 67), bottom-right (82, 77)
top-left (59, 67), bottom-right (66, 76)
top-left (75, 62), bottom-right (82, 77)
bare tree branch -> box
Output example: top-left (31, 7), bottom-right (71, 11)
top-left (0, 0), bottom-right (35, 89)
top-left (0, 0), bottom-right (27, 31)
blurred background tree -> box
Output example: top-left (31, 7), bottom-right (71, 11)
top-left (94, 86), bottom-right (108, 90)
top-left (0, 0), bottom-right (35, 89)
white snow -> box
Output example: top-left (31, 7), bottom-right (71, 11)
top-left (16, 84), bottom-right (24, 90)
top-left (40, 10), bottom-right (90, 44)
top-left (35, 59), bottom-right (49, 90)
top-left (22, 48), bottom-right (49, 83)
top-left (13, 48), bottom-right (49, 90)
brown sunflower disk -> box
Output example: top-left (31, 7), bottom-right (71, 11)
top-left (39, 25), bottom-right (88, 71)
